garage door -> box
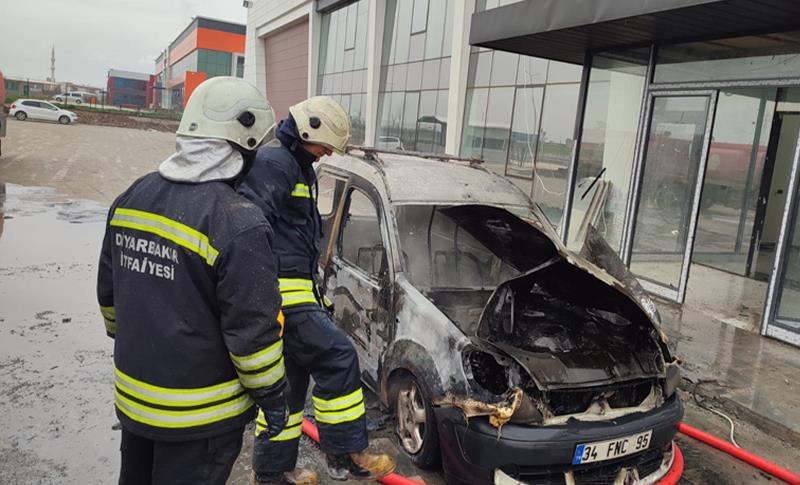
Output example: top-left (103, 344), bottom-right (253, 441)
top-left (264, 18), bottom-right (309, 120)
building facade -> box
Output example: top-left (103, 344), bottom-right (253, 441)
top-left (3, 76), bottom-right (61, 100)
top-left (154, 17), bottom-right (246, 110)
top-left (107, 69), bottom-right (154, 108)
top-left (246, 0), bottom-right (800, 348)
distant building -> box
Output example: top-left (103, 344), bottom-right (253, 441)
top-left (3, 76), bottom-right (61, 99)
top-left (154, 16), bottom-right (246, 110)
top-left (107, 69), bottom-right (154, 108)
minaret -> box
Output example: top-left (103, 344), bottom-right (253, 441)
top-left (49, 45), bottom-right (56, 82)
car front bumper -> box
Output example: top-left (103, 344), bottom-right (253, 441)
top-left (435, 394), bottom-right (683, 485)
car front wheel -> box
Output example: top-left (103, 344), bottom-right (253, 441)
top-left (15, 111), bottom-right (27, 121)
top-left (58, 115), bottom-right (71, 125)
top-left (75, 99), bottom-right (82, 104)
top-left (392, 373), bottom-right (440, 469)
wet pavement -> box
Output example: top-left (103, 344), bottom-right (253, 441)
top-left (1, 121), bottom-right (799, 484)
top-left (659, 302), bottom-right (800, 443)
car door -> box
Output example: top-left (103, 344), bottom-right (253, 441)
top-left (21, 101), bottom-right (42, 120)
top-left (327, 183), bottom-right (393, 385)
top-left (39, 102), bottom-right (60, 121)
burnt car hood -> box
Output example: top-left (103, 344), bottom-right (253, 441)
top-left (438, 207), bottom-right (668, 391)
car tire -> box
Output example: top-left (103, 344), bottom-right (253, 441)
top-left (75, 99), bottom-right (82, 105)
top-left (15, 111), bottom-right (27, 121)
top-left (58, 115), bottom-right (71, 125)
top-left (390, 372), bottom-right (440, 469)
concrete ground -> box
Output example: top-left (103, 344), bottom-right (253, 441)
top-left (1, 120), bottom-right (798, 484)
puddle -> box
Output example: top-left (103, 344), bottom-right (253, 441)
top-left (0, 182), bottom-right (118, 484)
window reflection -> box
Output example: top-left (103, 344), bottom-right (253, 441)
top-left (317, 0), bottom-right (370, 143)
top-left (378, 0), bottom-right (453, 151)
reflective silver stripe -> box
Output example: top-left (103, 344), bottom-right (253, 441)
top-left (229, 340), bottom-right (283, 372)
top-left (312, 388), bottom-right (364, 411)
top-left (314, 402), bottom-right (366, 425)
top-left (110, 208), bottom-right (219, 266)
top-left (115, 368), bottom-right (245, 407)
top-left (237, 359), bottom-right (285, 389)
top-left (115, 391), bottom-right (253, 428)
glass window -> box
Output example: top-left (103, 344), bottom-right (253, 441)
top-left (411, 0), bottom-right (429, 33)
top-left (483, 87), bottom-right (515, 173)
top-left (341, 189), bottom-right (386, 278)
top-left (567, 49), bottom-right (649, 249)
top-left (317, 0), bottom-right (370, 144)
top-left (490, 51), bottom-right (519, 86)
top-left (655, 31), bottom-right (800, 84)
top-left (507, 86), bottom-right (544, 178)
top-left (379, 0), bottom-right (453, 150)
top-left (694, 88), bottom-right (777, 277)
top-left (461, 88), bottom-right (488, 159)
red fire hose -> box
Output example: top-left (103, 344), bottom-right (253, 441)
top-left (678, 422), bottom-right (800, 485)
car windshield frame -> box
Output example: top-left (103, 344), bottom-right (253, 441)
top-left (393, 203), bottom-right (560, 292)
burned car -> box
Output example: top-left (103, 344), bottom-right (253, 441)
top-left (315, 149), bottom-right (682, 485)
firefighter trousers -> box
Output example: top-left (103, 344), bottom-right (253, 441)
top-left (253, 305), bottom-right (368, 474)
top-left (118, 427), bottom-right (243, 485)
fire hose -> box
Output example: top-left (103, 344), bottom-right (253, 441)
top-left (300, 419), bottom-right (798, 485)
top-left (678, 422), bottom-right (800, 485)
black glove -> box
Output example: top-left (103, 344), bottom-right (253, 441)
top-left (253, 378), bottom-right (290, 439)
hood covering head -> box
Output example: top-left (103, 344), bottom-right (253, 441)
top-left (276, 115), bottom-right (318, 168)
top-left (159, 135), bottom-right (245, 183)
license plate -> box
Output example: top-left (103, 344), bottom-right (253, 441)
top-left (572, 430), bottom-right (652, 465)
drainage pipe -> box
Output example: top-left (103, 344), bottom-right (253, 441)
top-left (679, 422), bottom-right (800, 485)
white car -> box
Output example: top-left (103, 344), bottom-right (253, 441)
top-left (52, 92), bottom-right (84, 104)
top-left (9, 99), bottom-right (79, 124)
top-left (376, 135), bottom-right (404, 150)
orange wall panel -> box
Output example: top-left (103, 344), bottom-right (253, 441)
top-left (196, 28), bottom-right (245, 54)
top-left (184, 71), bottom-right (208, 108)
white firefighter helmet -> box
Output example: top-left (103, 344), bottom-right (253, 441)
top-left (289, 96), bottom-right (351, 155)
top-left (177, 76), bottom-right (275, 150)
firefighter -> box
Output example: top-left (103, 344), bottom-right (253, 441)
top-left (97, 77), bottom-right (291, 485)
top-left (238, 96), bottom-right (396, 484)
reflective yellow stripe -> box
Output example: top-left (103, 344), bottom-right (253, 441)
top-left (115, 390), bottom-right (253, 429)
top-left (281, 291), bottom-right (318, 307)
top-left (314, 402), bottom-right (366, 425)
top-left (291, 184), bottom-right (311, 198)
top-left (229, 340), bottom-right (283, 372)
top-left (110, 208), bottom-right (219, 266)
top-left (100, 306), bottom-right (116, 320)
top-left (255, 410), bottom-right (303, 439)
top-left (104, 318), bottom-right (116, 334)
top-left (312, 388), bottom-right (364, 411)
top-left (278, 277), bottom-right (314, 292)
top-left (114, 368), bottom-right (245, 407)
top-left (236, 358), bottom-right (286, 389)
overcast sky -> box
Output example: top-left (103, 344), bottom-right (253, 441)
top-left (0, 0), bottom-right (247, 87)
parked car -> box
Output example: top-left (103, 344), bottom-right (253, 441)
top-left (9, 99), bottom-right (78, 124)
top-left (376, 135), bottom-right (405, 150)
top-left (314, 149), bottom-right (682, 485)
top-left (52, 92), bottom-right (85, 104)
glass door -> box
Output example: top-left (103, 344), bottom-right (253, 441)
top-left (625, 92), bottom-right (717, 302)
top-left (762, 97), bottom-right (800, 347)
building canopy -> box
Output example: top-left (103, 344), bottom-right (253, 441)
top-left (469, 0), bottom-right (800, 64)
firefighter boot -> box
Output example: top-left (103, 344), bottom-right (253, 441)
top-left (251, 468), bottom-right (319, 485)
top-left (325, 451), bottom-right (396, 481)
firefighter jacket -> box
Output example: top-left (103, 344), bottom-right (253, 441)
top-left (238, 118), bottom-right (325, 309)
top-left (97, 172), bottom-right (286, 441)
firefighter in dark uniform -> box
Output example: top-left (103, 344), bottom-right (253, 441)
top-left (97, 77), bottom-right (292, 485)
top-left (238, 96), bottom-right (396, 484)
